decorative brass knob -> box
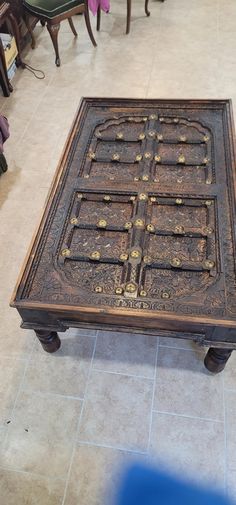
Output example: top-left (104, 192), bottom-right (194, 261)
top-left (150, 114), bottom-right (158, 120)
top-left (142, 175), bottom-right (149, 181)
top-left (112, 153), bottom-right (120, 161)
top-left (134, 176), bottom-right (140, 181)
top-left (124, 221), bottom-right (132, 229)
top-left (116, 132), bottom-right (124, 140)
top-left (104, 195), bottom-right (111, 202)
top-left (134, 219), bottom-right (145, 228)
top-left (138, 133), bottom-right (145, 140)
top-left (90, 251), bottom-right (101, 260)
top-left (130, 196), bottom-right (136, 201)
top-left (61, 248), bottom-right (70, 257)
top-left (144, 152), bottom-right (152, 159)
top-left (178, 154), bottom-right (185, 164)
top-left (203, 157), bottom-right (210, 165)
top-left (148, 130), bottom-right (156, 138)
top-left (204, 259), bottom-right (215, 269)
top-left (179, 135), bottom-right (187, 142)
top-left (171, 257), bottom-right (182, 267)
top-left (157, 134), bottom-right (163, 141)
top-left (154, 154), bottom-right (161, 162)
top-left (130, 250), bottom-right (141, 259)
top-left (161, 290), bottom-right (170, 299)
top-left (125, 282), bottom-right (136, 293)
top-left (146, 224), bottom-right (155, 232)
top-left (140, 290), bottom-right (147, 297)
top-left (115, 287), bottom-right (123, 295)
top-left (77, 193), bottom-right (83, 199)
top-left (143, 255), bottom-right (152, 264)
top-left (95, 286), bottom-right (103, 293)
top-left (173, 118), bottom-right (179, 123)
top-left (136, 154), bottom-right (142, 162)
top-left (203, 226), bottom-right (213, 235)
top-left (139, 193), bottom-right (148, 201)
top-left (119, 253), bottom-right (128, 261)
top-left (174, 225), bottom-right (184, 234)
top-left (206, 178), bottom-right (211, 185)
top-left (175, 198), bottom-right (183, 205)
top-left (203, 135), bottom-right (209, 142)
top-left (88, 151), bottom-right (96, 160)
top-left (70, 217), bottom-right (78, 225)
top-left (205, 200), bottom-right (212, 206)
top-left (150, 196), bottom-right (157, 202)
top-left (97, 219), bottom-right (107, 228)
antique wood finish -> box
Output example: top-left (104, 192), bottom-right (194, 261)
top-left (6, 0), bottom-right (37, 50)
top-left (10, 98), bottom-right (236, 373)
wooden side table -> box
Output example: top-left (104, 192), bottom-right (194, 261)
top-left (0, 2), bottom-right (23, 96)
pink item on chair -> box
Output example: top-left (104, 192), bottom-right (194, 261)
top-left (88, 0), bottom-right (110, 15)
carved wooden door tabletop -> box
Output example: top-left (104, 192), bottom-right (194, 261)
top-left (11, 98), bottom-right (236, 373)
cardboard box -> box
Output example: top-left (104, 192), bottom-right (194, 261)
top-left (0, 33), bottom-right (18, 70)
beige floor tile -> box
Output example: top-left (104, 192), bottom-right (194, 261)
top-left (79, 370), bottom-right (153, 451)
top-left (64, 444), bottom-right (143, 505)
top-left (223, 352), bottom-right (236, 390)
top-left (158, 337), bottom-right (200, 351)
top-left (225, 391), bottom-right (236, 470)
top-left (227, 469), bottom-right (236, 501)
top-left (94, 331), bottom-right (157, 377)
top-left (154, 347), bottom-right (223, 420)
top-left (150, 412), bottom-right (225, 486)
top-left (0, 357), bottom-right (27, 424)
top-left (22, 334), bottom-right (95, 397)
top-left (1, 390), bottom-right (82, 478)
top-left (0, 468), bottom-right (65, 505)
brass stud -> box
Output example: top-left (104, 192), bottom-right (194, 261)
top-left (134, 176), bottom-right (140, 181)
top-left (203, 226), bottom-right (213, 235)
top-left (150, 197), bottom-right (157, 202)
top-left (154, 154), bottom-right (161, 163)
top-left (142, 175), bottom-right (149, 181)
top-left (203, 135), bottom-right (210, 142)
top-left (206, 179), bottom-right (211, 185)
top-left (128, 116), bottom-right (133, 121)
top-left (154, 178), bottom-right (159, 182)
top-left (95, 131), bottom-right (102, 138)
top-left (142, 117), bottom-right (148, 122)
top-left (125, 282), bottom-right (136, 293)
top-left (178, 154), bottom-right (185, 164)
top-left (136, 154), bottom-right (142, 162)
top-left (144, 152), bottom-right (152, 159)
top-left (159, 117), bottom-right (164, 122)
top-left (116, 132), bottom-right (124, 140)
top-left (171, 257), bottom-right (182, 267)
top-left (112, 153), bottom-right (120, 161)
top-left (84, 174), bottom-right (90, 178)
top-left (70, 217), bottom-right (78, 225)
top-left (161, 290), bottom-right (170, 299)
top-left (177, 178), bottom-right (182, 184)
top-left (90, 251), bottom-right (101, 260)
top-left (174, 118), bottom-right (179, 123)
top-left (134, 219), bottom-right (145, 228)
top-left (138, 133), bottom-right (146, 140)
top-left (95, 286), bottom-right (103, 293)
top-left (147, 224), bottom-right (155, 232)
top-left (115, 287), bottom-right (123, 295)
top-left (143, 255), bottom-right (152, 264)
top-left (205, 200), bottom-right (212, 206)
top-left (97, 219), bottom-right (107, 228)
top-left (204, 259), bottom-right (215, 269)
top-left (88, 151), bottom-right (96, 160)
top-left (61, 248), bottom-right (70, 257)
top-left (124, 221), bottom-right (133, 229)
top-left (120, 253), bottom-right (128, 261)
top-left (175, 198), bottom-right (183, 205)
top-left (104, 195), bottom-right (111, 202)
top-left (148, 130), bottom-right (156, 138)
top-left (179, 135), bottom-right (187, 142)
top-left (203, 157), bottom-right (210, 165)
top-left (130, 196), bottom-right (136, 201)
top-left (150, 114), bottom-right (158, 120)
top-left (174, 225), bottom-right (184, 234)
top-left (130, 249), bottom-right (141, 259)
top-left (77, 193), bottom-right (83, 199)
top-left (140, 290), bottom-right (147, 297)
top-left (139, 193), bottom-right (148, 201)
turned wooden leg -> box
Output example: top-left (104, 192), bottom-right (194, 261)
top-left (40, 20), bottom-right (46, 26)
top-left (24, 14), bottom-right (36, 49)
top-left (204, 347), bottom-right (233, 374)
top-left (47, 22), bottom-right (61, 66)
top-left (97, 5), bottom-right (101, 31)
top-left (84, 4), bottom-right (97, 47)
top-left (68, 17), bottom-right (78, 37)
top-left (35, 330), bottom-right (61, 353)
top-left (145, 0), bottom-right (150, 17)
top-left (126, 0), bottom-right (131, 34)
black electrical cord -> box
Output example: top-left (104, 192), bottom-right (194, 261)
top-left (21, 61), bottom-right (45, 79)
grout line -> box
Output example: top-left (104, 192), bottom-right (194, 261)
top-left (223, 387), bottom-right (236, 393)
top-left (152, 409), bottom-right (224, 424)
top-left (147, 337), bottom-right (159, 451)
top-left (0, 464), bottom-right (66, 482)
top-left (222, 373), bottom-right (228, 492)
top-left (11, 389), bottom-right (84, 402)
top-left (76, 439), bottom-right (148, 456)
top-left (92, 368), bottom-right (154, 381)
top-left (61, 332), bottom-right (98, 505)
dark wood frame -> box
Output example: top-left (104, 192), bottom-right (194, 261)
top-left (23, 0), bottom-right (96, 66)
top-left (0, 2), bottom-right (23, 96)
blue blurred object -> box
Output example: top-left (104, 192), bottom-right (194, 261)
top-left (115, 463), bottom-right (232, 505)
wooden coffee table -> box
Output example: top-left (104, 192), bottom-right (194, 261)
top-left (11, 98), bottom-right (236, 373)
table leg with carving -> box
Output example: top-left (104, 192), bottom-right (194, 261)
top-left (204, 347), bottom-right (233, 373)
top-left (35, 329), bottom-right (61, 353)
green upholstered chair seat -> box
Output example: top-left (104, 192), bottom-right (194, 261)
top-left (23, 0), bottom-right (84, 19)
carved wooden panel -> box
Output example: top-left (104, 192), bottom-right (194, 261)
top-left (11, 99), bottom-right (236, 328)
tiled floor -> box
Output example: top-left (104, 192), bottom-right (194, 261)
top-left (0, 0), bottom-right (236, 503)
